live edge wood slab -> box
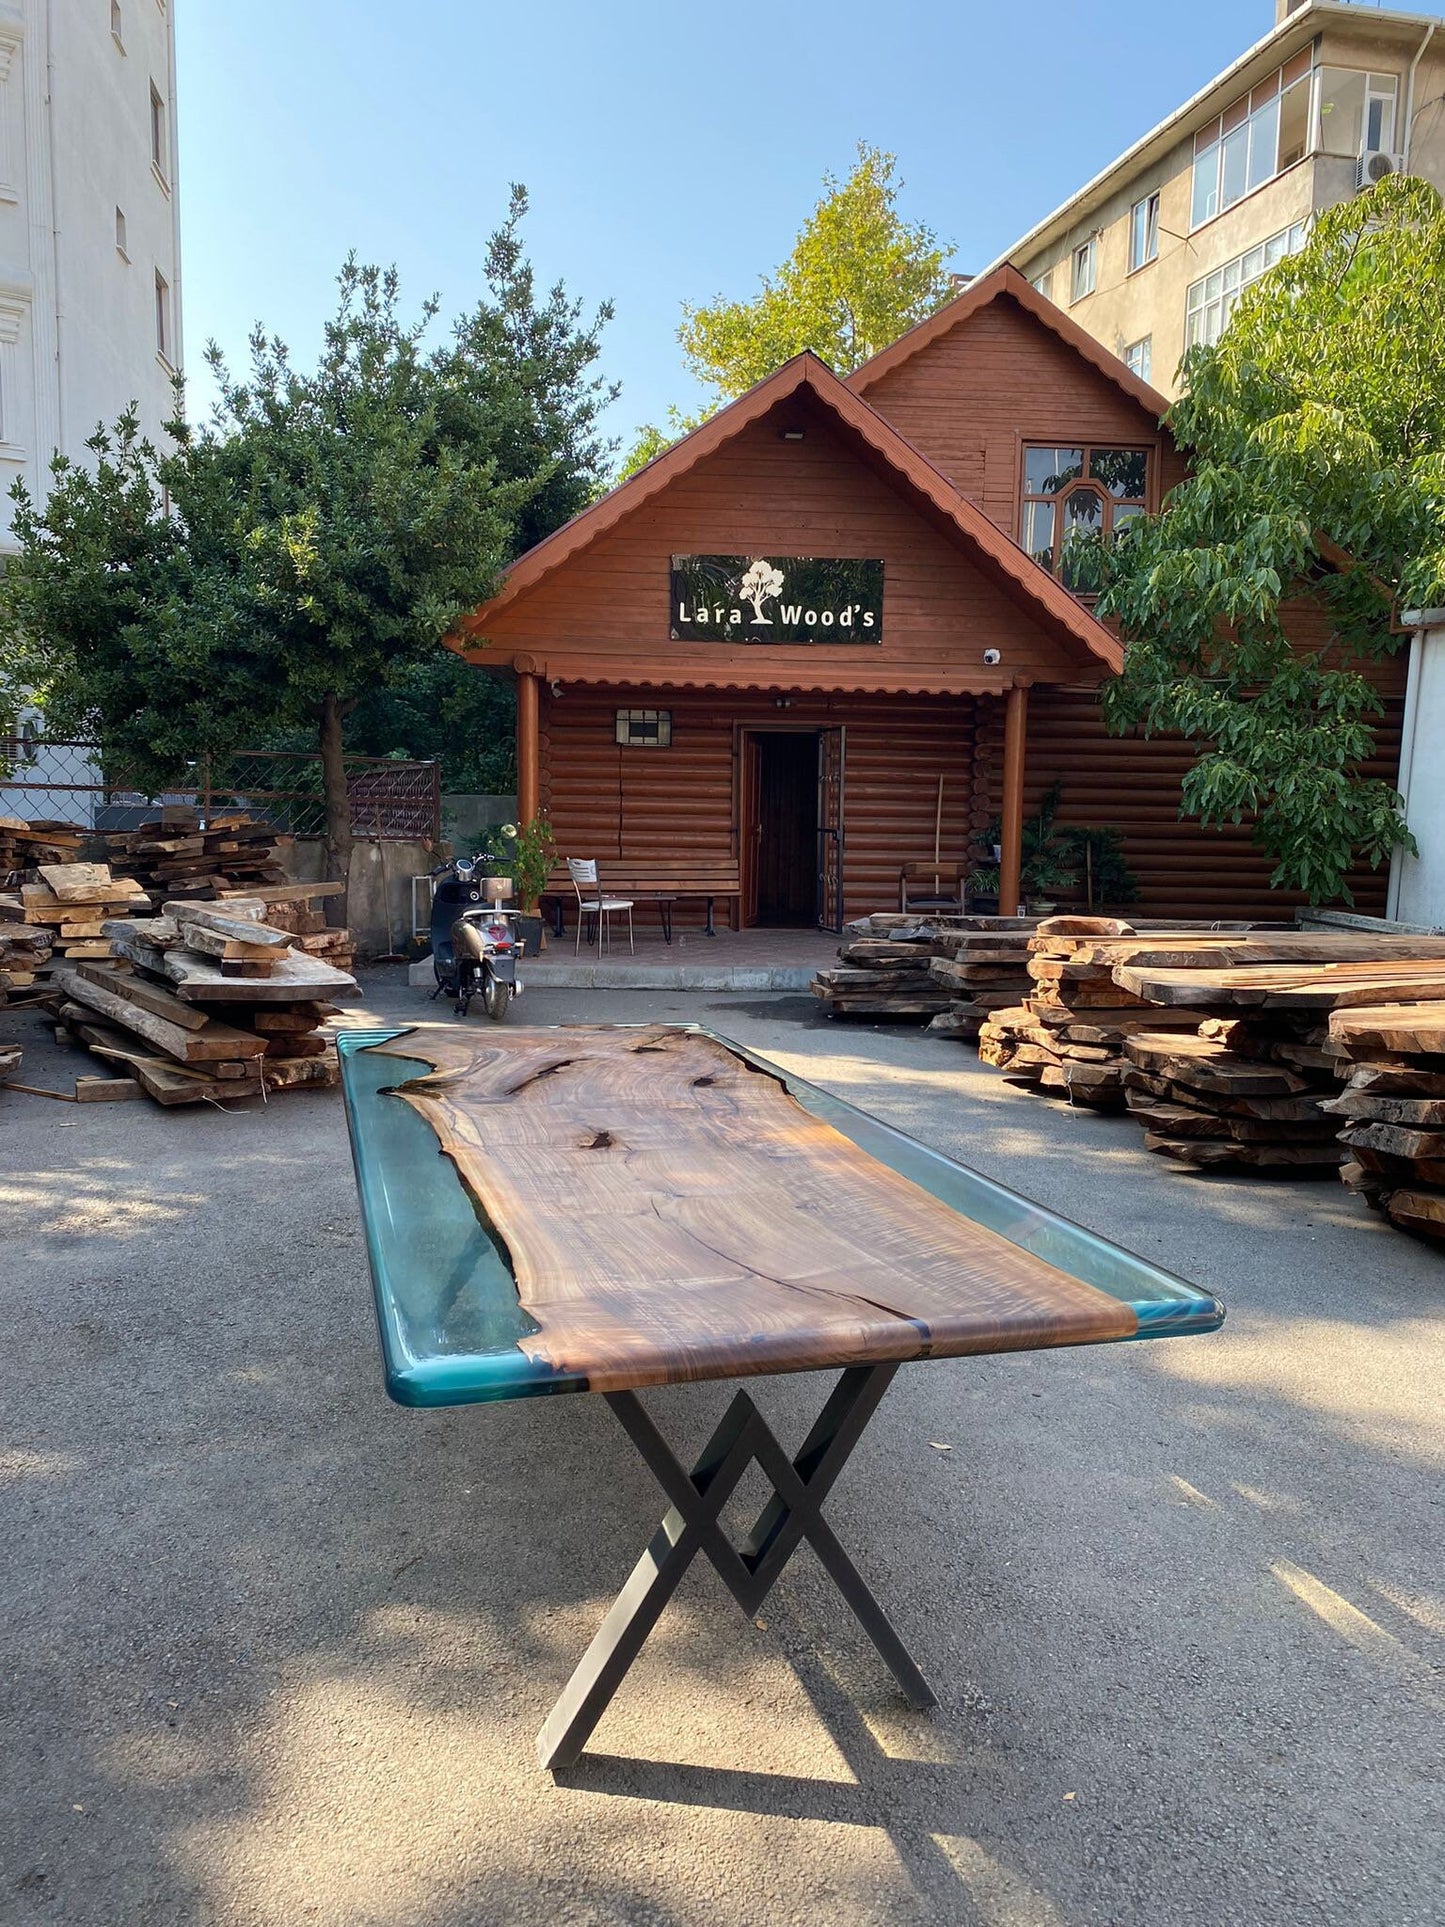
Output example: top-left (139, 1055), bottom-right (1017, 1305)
top-left (367, 1024), bottom-right (1140, 1392)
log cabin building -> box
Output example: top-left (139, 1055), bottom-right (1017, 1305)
top-left (453, 265), bottom-right (1402, 928)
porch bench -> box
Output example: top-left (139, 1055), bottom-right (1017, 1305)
top-left (544, 860), bottom-right (742, 941)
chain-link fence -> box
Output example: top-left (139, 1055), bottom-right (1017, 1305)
top-left (0, 739), bottom-right (440, 842)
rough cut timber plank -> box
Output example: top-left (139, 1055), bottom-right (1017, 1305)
top-left (367, 1025), bottom-right (1141, 1393)
top-left (1329, 1003), bottom-right (1445, 1058)
top-left (158, 949), bottom-right (357, 1002)
top-left (38, 863), bottom-right (147, 904)
top-left (1115, 960), bottom-right (1445, 1009)
top-left (164, 902), bottom-right (291, 947)
top-left (72, 960), bottom-right (210, 1031)
top-left (1123, 1032), bottom-right (1309, 1097)
top-left (216, 881), bottom-right (347, 904)
top-left (54, 968), bottom-right (266, 1061)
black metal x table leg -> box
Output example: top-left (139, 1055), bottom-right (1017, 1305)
top-left (536, 1363), bottom-right (935, 1772)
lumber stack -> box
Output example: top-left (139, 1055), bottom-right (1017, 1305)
top-left (1112, 938), bottom-right (1445, 1175)
top-left (978, 919), bottom-right (1209, 1108)
top-left (217, 880), bottom-right (354, 975)
top-left (926, 928), bottom-right (1035, 1042)
top-left (19, 861), bottom-right (152, 962)
top-left (1325, 1001), bottom-right (1445, 1241)
top-left (1121, 1025), bottom-right (1344, 1172)
top-left (813, 914), bottom-right (1044, 1022)
top-left (0, 916), bottom-right (53, 1004)
top-left (0, 816), bottom-right (86, 880)
top-left (46, 898), bottom-right (356, 1105)
top-left (812, 915), bottom-right (953, 1019)
top-left (101, 809), bottom-right (291, 900)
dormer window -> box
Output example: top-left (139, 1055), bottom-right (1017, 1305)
top-left (1022, 444), bottom-right (1149, 591)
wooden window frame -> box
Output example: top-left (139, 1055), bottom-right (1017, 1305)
top-left (1017, 442), bottom-right (1154, 592)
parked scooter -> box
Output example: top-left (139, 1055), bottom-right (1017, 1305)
top-left (428, 855), bottom-right (524, 1020)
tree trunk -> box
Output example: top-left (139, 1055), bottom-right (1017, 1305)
top-left (319, 692), bottom-right (352, 926)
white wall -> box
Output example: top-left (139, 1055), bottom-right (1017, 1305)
top-left (0, 0), bottom-right (181, 550)
top-left (1388, 611), bottom-right (1445, 929)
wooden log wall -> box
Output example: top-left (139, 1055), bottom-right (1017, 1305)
top-left (540, 687), bottom-right (978, 924)
top-left (979, 680), bottom-right (1406, 922)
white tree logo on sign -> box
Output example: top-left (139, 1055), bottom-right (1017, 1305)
top-left (739, 558), bottom-right (785, 625)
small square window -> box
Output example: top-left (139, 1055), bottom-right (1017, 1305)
top-left (615, 709), bottom-right (672, 748)
top-left (1071, 238), bottom-right (1096, 303)
top-left (115, 207), bottom-right (128, 258)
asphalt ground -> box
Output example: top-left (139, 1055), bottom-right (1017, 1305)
top-left (2, 971), bottom-right (1442, 1927)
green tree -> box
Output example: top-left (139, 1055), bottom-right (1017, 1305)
top-left (620, 143), bottom-right (954, 476)
top-left (1099, 175), bottom-right (1445, 904)
top-left (1, 188), bottom-right (613, 891)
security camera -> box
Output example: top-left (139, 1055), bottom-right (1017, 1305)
top-left (982, 648), bottom-right (1002, 667)
top-left (550, 679), bottom-right (564, 697)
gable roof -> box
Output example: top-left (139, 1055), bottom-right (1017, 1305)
top-left (847, 264), bottom-right (1172, 422)
top-left (456, 347), bottom-right (1123, 673)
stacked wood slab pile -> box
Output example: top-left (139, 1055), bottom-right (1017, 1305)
top-left (0, 816), bottom-right (85, 879)
top-left (813, 915), bottom-right (1039, 1022)
top-left (812, 914), bottom-right (953, 1019)
top-left (1, 912), bottom-right (53, 1004)
top-left (1113, 938), bottom-right (1445, 1176)
top-left (18, 861), bottom-right (152, 963)
top-left (218, 880), bottom-right (354, 975)
top-left (101, 810), bottom-right (291, 900)
top-left (926, 928), bottom-right (1036, 1042)
top-left (45, 898), bottom-right (356, 1105)
top-left (978, 919), bottom-right (1220, 1109)
top-left (1325, 1002), bottom-right (1445, 1241)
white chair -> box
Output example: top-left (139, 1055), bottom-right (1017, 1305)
top-left (567, 857), bottom-right (634, 955)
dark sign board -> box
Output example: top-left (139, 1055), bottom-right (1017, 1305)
top-left (670, 555), bottom-right (884, 643)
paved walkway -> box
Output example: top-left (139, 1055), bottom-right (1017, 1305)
top-left (410, 921), bottom-right (842, 990)
top-left (2, 971), bottom-right (1441, 1926)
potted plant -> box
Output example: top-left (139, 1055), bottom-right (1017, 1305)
top-left (508, 814), bottom-right (556, 956)
top-left (965, 865), bottom-right (1000, 915)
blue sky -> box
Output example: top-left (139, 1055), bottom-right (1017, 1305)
top-left (176, 0), bottom-right (1278, 456)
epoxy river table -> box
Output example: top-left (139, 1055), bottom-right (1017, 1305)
top-left (338, 1023), bottom-right (1224, 1770)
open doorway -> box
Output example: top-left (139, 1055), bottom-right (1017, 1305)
top-left (744, 731), bottom-right (819, 925)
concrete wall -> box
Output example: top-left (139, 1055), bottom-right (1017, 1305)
top-left (0, 1), bottom-right (183, 548)
top-left (284, 836), bottom-right (437, 961)
top-left (1015, 13), bottom-right (1445, 399)
top-left (1388, 611), bottom-right (1445, 930)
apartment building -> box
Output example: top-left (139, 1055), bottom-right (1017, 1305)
top-left (0, 0), bottom-right (182, 551)
top-left (994, 2), bottom-right (1445, 395)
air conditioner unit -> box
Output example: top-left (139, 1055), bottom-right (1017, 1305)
top-left (1357, 149), bottom-right (1406, 188)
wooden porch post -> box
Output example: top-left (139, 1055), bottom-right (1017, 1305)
top-left (999, 681), bottom-right (1030, 917)
top-left (517, 670), bottom-right (540, 824)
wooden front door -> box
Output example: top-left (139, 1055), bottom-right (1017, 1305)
top-left (741, 731), bottom-right (820, 926)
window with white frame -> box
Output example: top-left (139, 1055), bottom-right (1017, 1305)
top-left (111, 2), bottom-right (124, 50)
top-left (1316, 68), bottom-right (1398, 158)
top-left (1191, 49), bottom-right (1313, 229)
top-left (115, 206), bottom-right (128, 258)
top-left (150, 81), bottom-right (168, 181)
top-left (1128, 192), bottom-right (1159, 272)
top-left (1185, 220), bottom-right (1309, 350)
top-left (1124, 337), bottom-right (1152, 384)
top-left (0, 297), bottom-right (26, 452)
top-left (1070, 238), bottom-right (1096, 303)
top-left (155, 270), bottom-right (171, 362)
top-left (1030, 269), bottom-right (1051, 298)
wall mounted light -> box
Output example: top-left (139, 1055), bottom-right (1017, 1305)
top-left (550, 679), bottom-right (565, 697)
top-left (780, 428), bottom-right (805, 442)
